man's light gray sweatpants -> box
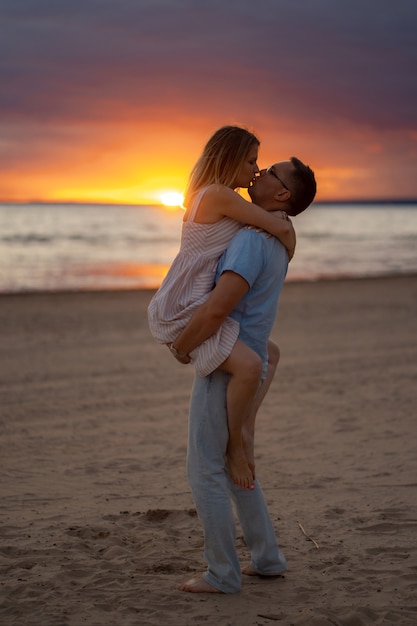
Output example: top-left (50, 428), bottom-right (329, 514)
top-left (187, 370), bottom-right (287, 593)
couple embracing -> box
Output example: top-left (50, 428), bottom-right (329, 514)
top-left (148, 125), bottom-right (316, 593)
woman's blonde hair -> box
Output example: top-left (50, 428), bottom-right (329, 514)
top-left (185, 125), bottom-right (260, 200)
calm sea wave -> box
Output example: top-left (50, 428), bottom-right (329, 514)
top-left (1, 202), bottom-right (416, 293)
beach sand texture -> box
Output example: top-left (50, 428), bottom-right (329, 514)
top-left (1, 276), bottom-right (417, 626)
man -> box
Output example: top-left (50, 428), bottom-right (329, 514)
top-left (172, 157), bottom-right (317, 593)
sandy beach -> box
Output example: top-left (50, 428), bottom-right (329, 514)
top-left (1, 276), bottom-right (417, 626)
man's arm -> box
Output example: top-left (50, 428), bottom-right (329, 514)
top-left (171, 270), bottom-right (249, 360)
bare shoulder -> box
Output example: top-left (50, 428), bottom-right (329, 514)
top-left (202, 184), bottom-right (237, 202)
top-left (197, 185), bottom-right (240, 221)
top-left (184, 184), bottom-right (233, 208)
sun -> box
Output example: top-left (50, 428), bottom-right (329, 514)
top-left (160, 191), bottom-right (184, 207)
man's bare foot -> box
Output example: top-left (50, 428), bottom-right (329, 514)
top-left (241, 564), bottom-right (258, 576)
top-left (227, 449), bottom-right (254, 489)
top-left (178, 576), bottom-right (223, 593)
top-left (242, 564), bottom-right (285, 577)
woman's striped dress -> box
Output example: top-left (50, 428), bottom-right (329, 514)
top-left (147, 187), bottom-right (243, 376)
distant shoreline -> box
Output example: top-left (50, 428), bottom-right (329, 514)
top-left (1, 199), bottom-right (417, 208)
top-left (313, 199), bottom-right (417, 206)
top-left (1, 272), bottom-right (416, 299)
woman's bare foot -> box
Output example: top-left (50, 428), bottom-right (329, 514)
top-left (248, 462), bottom-right (255, 479)
top-left (242, 427), bottom-right (255, 473)
top-left (227, 448), bottom-right (254, 489)
top-left (178, 576), bottom-right (223, 593)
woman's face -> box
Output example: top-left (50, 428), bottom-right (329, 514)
top-left (233, 145), bottom-right (260, 189)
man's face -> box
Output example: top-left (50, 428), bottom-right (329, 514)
top-left (249, 160), bottom-right (293, 207)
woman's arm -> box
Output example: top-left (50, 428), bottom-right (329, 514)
top-left (199, 185), bottom-right (296, 259)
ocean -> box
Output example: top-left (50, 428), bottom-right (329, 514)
top-left (1, 202), bottom-right (416, 293)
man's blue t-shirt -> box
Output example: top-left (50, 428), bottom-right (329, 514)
top-left (215, 227), bottom-right (289, 378)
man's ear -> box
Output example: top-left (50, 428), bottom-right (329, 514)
top-left (273, 189), bottom-right (291, 203)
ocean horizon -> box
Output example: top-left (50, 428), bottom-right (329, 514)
top-left (1, 201), bottom-right (417, 294)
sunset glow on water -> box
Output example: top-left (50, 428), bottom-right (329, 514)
top-left (1, 202), bottom-right (416, 293)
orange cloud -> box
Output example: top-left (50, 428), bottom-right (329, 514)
top-left (2, 108), bottom-right (417, 203)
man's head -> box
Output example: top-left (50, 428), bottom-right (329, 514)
top-left (249, 157), bottom-right (316, 216)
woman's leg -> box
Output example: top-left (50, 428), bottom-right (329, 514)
top-left (242, 340), bottom-right (280, 473)
top-left (219, 339), bottom-right (263, 489)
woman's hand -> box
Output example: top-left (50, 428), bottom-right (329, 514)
top-left (245, 212), bottom-right (296, 258)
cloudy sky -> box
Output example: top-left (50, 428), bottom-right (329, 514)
top-left (1, 0), bottom-right (417, 203)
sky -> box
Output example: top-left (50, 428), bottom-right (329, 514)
top-left (1, 0), bottom-right (417, 204)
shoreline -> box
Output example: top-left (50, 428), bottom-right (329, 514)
top-left (1, 271), bottom-right (417, 299)
top-left (1, 275), bottom-right (417, 625)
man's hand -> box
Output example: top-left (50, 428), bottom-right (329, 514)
top-left (168, 343), bottom-right (191, 364)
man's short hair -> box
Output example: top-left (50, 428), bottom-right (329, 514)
top-left (287, 157), bottom-right (317, 215)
